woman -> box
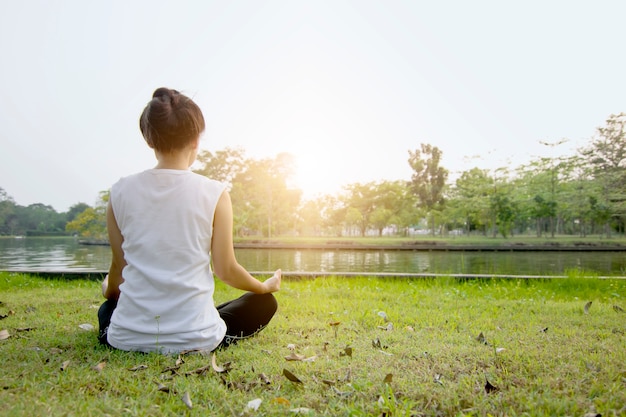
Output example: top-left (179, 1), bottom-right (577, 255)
top-left (98, 87), bottom-right (281, 353)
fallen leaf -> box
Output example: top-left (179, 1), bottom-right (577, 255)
top-left (433, 373), bottom-right (443, 385)
top-left (287, 343), bottom-right (296, 350)
top-left (329, 321), bottom-right (341, 327)
top-left (78, 323), bottom-right (94, 331)
top-left (285, 352), bottom-right (306, 361)
top-left (406, 325), bottom-right (415, 332)
top-left (181, 392), bottom-right (193, 409)
top-left (272, 397), bottom-right (290, 405)
top-left (340, 346), bottom-right (353, 357)
top-left (60, 360), bottom-right (70, 371)
top-left (584, 301), bottom-right (593, 314)
top-left (156, 382), bottom-right (170, 393)
top-left (211, 352), bottom-right (230, 373)
top-left (290, 407), bottom-right (312, 414)
top-left (485, 378), bottom-right (499, 394)
top-left (49, 348), bottom-right (63, 355)
top-left (246, 398), bottom-right (262, 412)
top-left (378, 311), bottom-right (389, 322)
top-left (476, 332), bottom-right (487, 345)
top-left (259, 373), bottom-right (272, 385)
top-left (372, 338), bottom-right (382, 349)
top-left (321, 379), bottom-right (335, 386)
top-left (377, 323), bottom-right (394, 331)
top-left (175, 355), bottom-right (185, 366)
top-left (614, 305), bottom-right (625, 313)
top-left (161, 365), bottom-right (181, 375)
top-left (0, 329), bottom-right (10, 341)
top-left (383, 373), bottom-right (393, 383)
top-left (92, 362), bottom-right (106, 372)
top-left (283, 368), bottom-right (303, 384)
top-left (128, 364), bottom-right (149, 372)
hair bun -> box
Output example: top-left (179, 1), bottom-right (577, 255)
top-left (152, 87), bottom-right (180, 103)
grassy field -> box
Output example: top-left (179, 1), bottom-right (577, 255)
top-left (1, 272), bottom-right (625, 416)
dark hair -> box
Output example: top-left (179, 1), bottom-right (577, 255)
top-left (139, 88), bottom-right (205, 152)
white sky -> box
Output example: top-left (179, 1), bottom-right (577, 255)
top-left (1, 1), bottom-right (624, 212)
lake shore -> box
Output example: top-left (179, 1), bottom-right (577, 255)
top-left (234, 237), bottom-right (626, 251)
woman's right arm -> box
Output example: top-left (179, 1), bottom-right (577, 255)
top-left (102, 200), bottom-right (126, 300)
top-left (211, 190), bottom-right (281, 294)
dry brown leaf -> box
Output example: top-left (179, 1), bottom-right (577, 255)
top-left (92, 362), bottom-right (106, 372)
top-left (156, 382), bottom-right (170, 393)
top-left (329, 321), bottom-right (341, 327)
top-left (485, 378), bottom-right (499, 394)
top-left (181, 391), bottom-right (193, 409)
top-left (160, 365), bottom-right (181, 375)
top-left (271, 397), bottom-right (290, 406)
top-left (584, 301), bottom-right (593, 314)
top-left (259, 373), bottom-right (272, 385)
top-left (614, 305), bottom-right (625, 313)
top-left (340, 346), bottom-right (353, 357)
top-left (211, 352), bottom-right (231, 373)
top-left (128, 364), bottom-right (149, 372)
top-left (383, 373), bottom-right (393, 383)
top-left (0, 329), bottom-right (10, 341)
top-left (284, 352), bottom-right (306, 361)
top-left (372, 338), bottom-right (382, 349)
top-left (283, 368), bottom-right (303, 384)
top-left (60, 360), bottom-right (70, 372)
top-left (184, 365), bottom-right (210, 376)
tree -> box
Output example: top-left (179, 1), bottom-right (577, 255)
top-left (450, 168), bottom-right (492, 235)
top-left (581, 113), bottom-right (626, 235)
top-left (0, 188), bottom-right (17, 235)
top-left (65, 191), bottom-right (109, 240)
top-left (65, 203), bottom-right (91, 223)
top-left (408, 144), bottom-right (449, 234)
top-left (194, 147), bottom-right (246, 186)
top-left (229, 153), bottom-right (301, 237)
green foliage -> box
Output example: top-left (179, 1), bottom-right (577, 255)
top-left (2, 113), bottom-right (625, 239)
top-left (65, 191), bottom-right (108, 240)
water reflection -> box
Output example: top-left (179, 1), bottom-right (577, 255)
top-left (0, 238), bottom-right (625, 276)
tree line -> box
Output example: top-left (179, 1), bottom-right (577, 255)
top-left (1, 113), bottom-right (624, 239)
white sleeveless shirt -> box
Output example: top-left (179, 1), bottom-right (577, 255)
top-left (107, 169), bottom-right (227, 353)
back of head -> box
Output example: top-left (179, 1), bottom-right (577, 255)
top-left (139, 88), bottom-right (205, 153)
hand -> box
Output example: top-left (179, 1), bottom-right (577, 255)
top-left (101, 274), bottom-right (109, 297)
top-left (263, 269), bottom-right (282, 293)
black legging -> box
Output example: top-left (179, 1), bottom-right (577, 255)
top-left (98, 292), bottom-right (277, 350)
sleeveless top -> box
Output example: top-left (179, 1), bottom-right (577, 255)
top-left (107, 169), bottom-right (227, 353)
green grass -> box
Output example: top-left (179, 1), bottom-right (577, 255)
top-left (1, 272), bottom-right (625, 416)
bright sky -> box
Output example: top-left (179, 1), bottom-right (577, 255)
top-left (1, 1), bottom-right (624, 212)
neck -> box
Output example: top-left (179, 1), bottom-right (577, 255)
top-left (154, 147), bottom-right (195, 170)
top-left (153, 139), bottom-right (198, 170)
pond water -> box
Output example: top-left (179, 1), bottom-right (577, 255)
top-left (1, 237), bottom-right (625, 276)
